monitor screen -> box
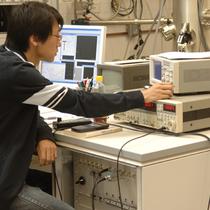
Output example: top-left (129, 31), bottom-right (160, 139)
top-left (154, 60), bottom-right (162, 80)
top-left (40, 25), bottom-right (106, 87)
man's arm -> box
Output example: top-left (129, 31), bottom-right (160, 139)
top-left (6, 63), bottom-right (173, 117)
top-left (36, 114), bottom-right (57, 166)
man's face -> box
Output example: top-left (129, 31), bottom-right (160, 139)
top-left (36, 22), bottom-right (61, 62)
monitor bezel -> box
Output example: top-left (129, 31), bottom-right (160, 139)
top-left (39, 24), bottom-right (106, 86)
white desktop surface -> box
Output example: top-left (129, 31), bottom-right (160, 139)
top-left (54, 120), bottom-right (210, 210)
top-left (55, 125), bottom-right (210, 163)
top-left (40, 108), bottom-right (210, 163)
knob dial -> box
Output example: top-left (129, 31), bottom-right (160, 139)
top-left (75, 176), bottom-right (86, 185)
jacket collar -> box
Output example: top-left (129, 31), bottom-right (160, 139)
top-left (4, 46), bottom-right (34, 66)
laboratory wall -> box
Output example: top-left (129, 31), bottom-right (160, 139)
top-left (1, 0), bottom-right (210, 60)
top-left (49, 0), bottom-right (210, 60)
top-left (57, 0), bottom-right (174, 61)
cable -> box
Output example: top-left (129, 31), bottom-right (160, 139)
top-left (110, 120), bottom-right (210, 142)
top-left (98, 168), bottom-right (109, 176)
top-left (135, 0), bottom-right (166, 59)
top-left (133, 0), bottom-right (138, 19)
top-left (136, 123), bottom-right (210, 143)
top-left (123, 35), bottom-right (133, 60)
top-left (109, 119), bottom-right (161, 134)
top-left (116, 131), bottom-right (154, 210)
top-left (133, 12), bottom-right (157, 59)
top-left (135, 0), bottom-right (144, 58)
top-left (157, 128), bottom-right (210, 142)
top-left (52, 162), bottom-right (63, 201)
top-left (138, 0), bottom-right (143, 20)
top-left (91, 176), bottom-right (108, 210)
top-left (87, 0), bottom-right (122, 21)
top-left (111, 0), bottom-right (135, 17)
top-left (207, 196), bottom-right (210, 210)
top-left (91, 166), bottom-right (113, 210)
top-left (124, 0), bottom-right (143, 60)
top-left (101, 122), bottom-right (209, 210)
top-left (197, 0), bottom-right (210, 51)
top-left (183, 132), bottom-right (210, 141)
top-left (108, 122), bottom-right (147, 133)
top-left (74, 0), bottom-right (78, 19)
top-left (152, 0), bottom-right (166, 53)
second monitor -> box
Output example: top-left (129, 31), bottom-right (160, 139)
top-left (40, 25), bottom-right (106, 86)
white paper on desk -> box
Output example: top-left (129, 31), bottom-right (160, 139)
top-left (39, 106), bottom-right (81, 126)
top-left (158, 51), bottom-right (210, 60)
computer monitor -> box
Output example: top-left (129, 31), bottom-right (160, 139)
top-left (40, 25), bottom-right (106, 87)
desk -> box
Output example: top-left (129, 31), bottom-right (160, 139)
top-left (55, 126), bottom-right (210, 210)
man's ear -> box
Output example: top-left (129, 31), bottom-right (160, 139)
top-left (29, 35), bottom-right (40, 47)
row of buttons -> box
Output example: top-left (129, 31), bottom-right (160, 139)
top-left (161, 64), bottom-right (173, 82)
top-left (103, 197), bottom-right (136, 210)
top-left (157, 113), bottom-right (176, 131)
top-left (126, 111), bottom-right (158, 128)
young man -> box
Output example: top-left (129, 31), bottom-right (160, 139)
top-left (0, 1), bottom-right (173, 210)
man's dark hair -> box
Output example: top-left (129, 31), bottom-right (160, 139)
top-left (5, 1), bottom-right (64, 52)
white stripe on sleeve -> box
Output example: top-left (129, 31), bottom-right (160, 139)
top-left (23, 83), bottom-right (68, 107)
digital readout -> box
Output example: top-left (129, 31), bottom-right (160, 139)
top-left (163, 104), bottom-right (176, 112)
top-left (144, 102), bottom-right (156, 111)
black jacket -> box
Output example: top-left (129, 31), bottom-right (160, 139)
top-left (0, 45), bottom-right (145, 209)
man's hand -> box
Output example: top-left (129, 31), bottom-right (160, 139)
top-left (36, 139), bottom-right (57, 166)
top-left (141, 83), bottom-right (173, 103)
